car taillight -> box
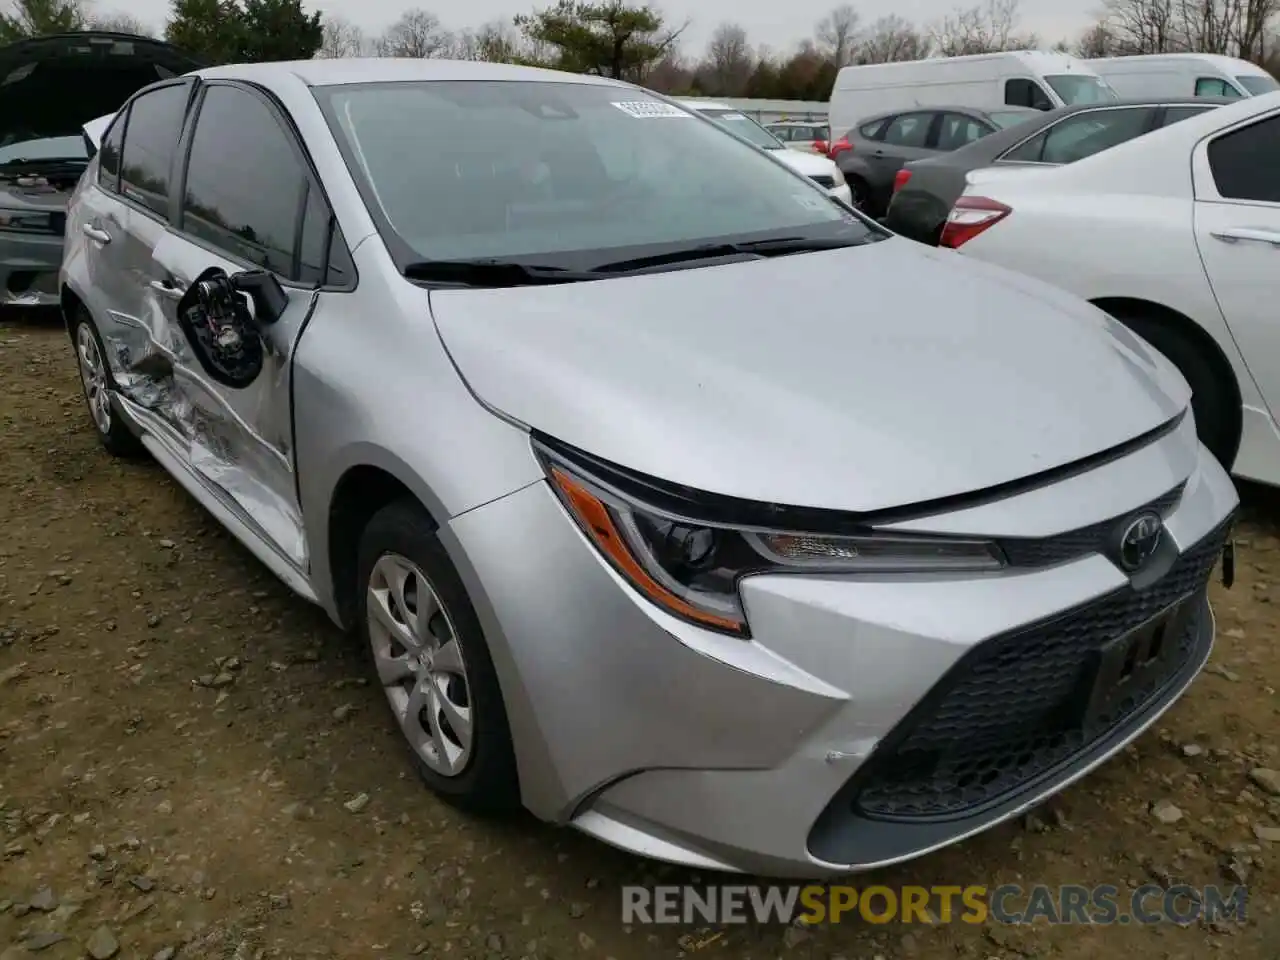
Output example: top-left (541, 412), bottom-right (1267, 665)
top-left (939, 196), bottom-right (1012, 249)
top-left (828, 136), bottom-right (851, 159)
top-left (814, 140), bottom-right (829, 154)
top-left (893, 169), bottom-right (912, 193)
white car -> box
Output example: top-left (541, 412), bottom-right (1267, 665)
top-left (677, 101), bottom-right (853, 206)
top-left (939, 91), bottom-right (1280, 488)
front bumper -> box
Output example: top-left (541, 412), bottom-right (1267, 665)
top-left (442, 415), bottom-right (1238, 877)
top-left (0, 229), bottom-right (63, 306)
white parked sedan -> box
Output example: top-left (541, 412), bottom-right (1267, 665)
top-left (939, 91), bottom-right (1280, 488)
top-left (676, 100), bottom-right (854, 206)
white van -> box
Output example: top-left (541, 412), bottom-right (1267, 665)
top-left (1087, 54), bottom-right (1278, 99)
top-left (829, 50), bottom-right (1117, 135)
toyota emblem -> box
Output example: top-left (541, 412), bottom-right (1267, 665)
top-left (1117, 512), bottom-right (1164, 572)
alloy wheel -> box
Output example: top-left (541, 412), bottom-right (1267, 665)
top-left (366, 553), bottom-right (474, 777)
top-left (76, 324), bottom-right (112, 436)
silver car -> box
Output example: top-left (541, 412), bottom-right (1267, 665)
top-left (61, 58), bottom-right (1239, 878)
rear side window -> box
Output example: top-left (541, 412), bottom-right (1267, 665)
top-left (119, 83), bottom-right (190, 218)
top-left (1162, 105), bottom-right (1215, 125)
top-left (1208, 115), bottom-right (1280, 203)
top-left (859, 119), bottom-right (887, 139)
top-left (181, 84), bottom-right (343, 285)
top-left (97, 107), bottom-right (128, 192)
top-left (1003, 108), bottom-right (1153, 164)
top-left (1005, 78), bottom-right (1052, 110)
top-left (882, 113), bottom-right (931, 148)
top-left (936, 113), bottom-right (990, 150)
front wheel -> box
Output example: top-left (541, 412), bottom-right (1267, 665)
top-left (356, 499), bottom-right (521, 814)
top-left (72, 310), bottom-right (144, 458)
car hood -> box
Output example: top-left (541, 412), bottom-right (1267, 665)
top-left (769, 148), bottom-right (837, 177)
top-left (431, 238), bottom-right (1189, 513)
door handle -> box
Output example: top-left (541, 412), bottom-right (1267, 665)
top-left (149, 279), bottom-right (186, 300)
top-left (82, 223), bottom-right (111, 244)
top-left (1211, 227), bottom-right (1280, 247)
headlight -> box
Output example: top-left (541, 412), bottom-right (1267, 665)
top-left (537, 442), bottom-right (1006, 637)
top-left (0, 208), bottom-right (58, 234)
top-left (832, 168), bottom-right (846, 186)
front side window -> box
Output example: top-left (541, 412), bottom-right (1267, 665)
top-left (1003, 108), bottom-right (1153, 164)
top-left (1195, 77), bottom-right (1240, 98)
top-left (316, 81), bottom-right (869, 267)
top-left (182, 85), bottom-right (322, 282)
top-left (1208, 115), bottom-right (1280, 203)
top-left (1044, 74), bottom-right (1119, 105)
top-left (1005, 78), bottom-right (1052, 110)
top-left (119, 82), bottom-right (190, 218)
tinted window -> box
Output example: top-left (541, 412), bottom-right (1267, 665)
top-left (936, 113), bottom-right (990, 150)
top-left (1006, 78), bottom-right (1052, 110)
top-left (119, 83), bottom-right (190, 218)
top-left (1208, 115), bottom-right (1280, 203)
top-left (316, 80), bottom-right (866, 264)
top-left (182, 85), bottom-right (315, 280)
top-left (1044, 75), bottom-right (1119, 105)
top-left (1039, 107), bottom-right (1153, 164)
top-left (97, 108), bottom-right (126, 191)
top-left (881, 113), bottom-right (931, 148)
top-left (1162, 105), bottom-right (1216, 125)
top-left (859, 119), bottom-right (886, 139)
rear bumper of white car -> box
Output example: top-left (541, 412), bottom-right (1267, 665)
top-left (443, 419), bottom-right (1237, 878)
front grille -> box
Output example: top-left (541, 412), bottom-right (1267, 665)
top-left (809, 175), bottom-right (836, 189)
top-left (848, 515), bottom-right (1232, 822)
top-left (998, 482), bottom-right (1185, 568)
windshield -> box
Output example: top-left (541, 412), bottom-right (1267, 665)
top-left (1045, 74), bottom-right (1119, 105)
top-left (697, 108), bottom-right (784, 149)
top-left (1237, 74), bottom-right (1279, 95)
top-left (316, 80), bottom-right (868, 267)
top-left (0, 134), bottom-right (88, 166)
top-left (988, 109), bottom-right (1038, 130)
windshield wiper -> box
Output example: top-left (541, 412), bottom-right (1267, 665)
top-left (590, 234), bottom-right (876, 274)
top-left (403, 258), bottom-right (599, 288)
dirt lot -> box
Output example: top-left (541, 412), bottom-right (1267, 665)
top-left (1, 315), bottom-right (1278, 960)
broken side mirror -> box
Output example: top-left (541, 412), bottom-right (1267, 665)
top-left (176, 267), bottom-right (265, 389)
top-left (230, 270), bottom-right (289, 326)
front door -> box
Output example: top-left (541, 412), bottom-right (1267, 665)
top-left (138, 79), bottom-right (345, 571)
top-left (1191, 108), bottom-right (1280, 425)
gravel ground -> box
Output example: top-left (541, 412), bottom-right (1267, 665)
top-left (2, 314), bottom-right (1278, 960)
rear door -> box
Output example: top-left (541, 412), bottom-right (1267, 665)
top-left (145, 80), bottom-right (354, 569)
top-left (1192, 108), bottom-right (1280, 423)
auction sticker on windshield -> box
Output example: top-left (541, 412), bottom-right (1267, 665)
top-left (611, 101), bottom-right (693, 119)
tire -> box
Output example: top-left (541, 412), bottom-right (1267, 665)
top-left (356, 498), bottom-right (520, 814)
top-left (1107, 307), bottom-right (1239, 467)
top-left (846, 175), bottom-right (871, 213)
top-left (71, 308), bottom-right (145, 458)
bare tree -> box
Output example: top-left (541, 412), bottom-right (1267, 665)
top-left (89, 11), bottom-right (154, 34)
top-left (1100, 0), bottom-right (1181, 52)
top-left (855, 15), bottom-right (931, 62)
top-left (1096, 0), bottom-right (1279, 58)
top-left (931, 0), bottom-right (1033, 55)
top-left (452, 20), bottom-right (524, 61)
top-left (377, 9), bottom-right (453, 58)
top-left (817, 3), bottom-right (860, 65)
top-left (0, 0), bottom-right (88, 41)
top-left (318, 16), bottom-right (367, 58)
top-left (702, 22), bottom-right (754, 95)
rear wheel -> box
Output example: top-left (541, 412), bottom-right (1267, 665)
top-left (72, 309), bottom-right (144, 458)
top-left (845, 175), bottom-right (870, 212)
top-left (1105, 306), bottom-right (1239, 467)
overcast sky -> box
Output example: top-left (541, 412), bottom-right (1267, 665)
top-left (116, 0), bottom-right (1103, 55)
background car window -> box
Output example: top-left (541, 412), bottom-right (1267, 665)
top-left (1005, 78), bottom-right (1052, 110)
top-left (1039, 107), bottom-right (1153, 163)
top-left (859, 119), bottom-right (886, 139)
top-left (182, 86), bottom-right (317, 281)
top-left (119, 83), bottom-right (189, 218)
top-left (1207, 115), bottom-right (1280, 203)
top-left (97, 108), bottom-right (127, 191)
top-left (936, 113), bottom-right (990, 150)
top-left (1162, 105), bottom-right (1216, 125)
top-left (882, 113), bottom-right (931, 148)
top-left (1195, 77), bottom-right (1236, 97)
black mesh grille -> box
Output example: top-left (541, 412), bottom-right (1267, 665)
top-left (849, 515), bottom-right (1231, 822)
top-left (997, 483), bottom-right (1185, 569)
top-left (809, 175), bottom-right (836, 188)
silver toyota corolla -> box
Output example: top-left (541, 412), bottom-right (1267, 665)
top-left (61, 58), bottom-right (1239, 878)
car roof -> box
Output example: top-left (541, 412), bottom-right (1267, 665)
top-left (190, 57), bottom-right (631, 90)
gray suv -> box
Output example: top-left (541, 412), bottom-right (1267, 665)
top-left (0, 31), bottom-right (198, 308)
